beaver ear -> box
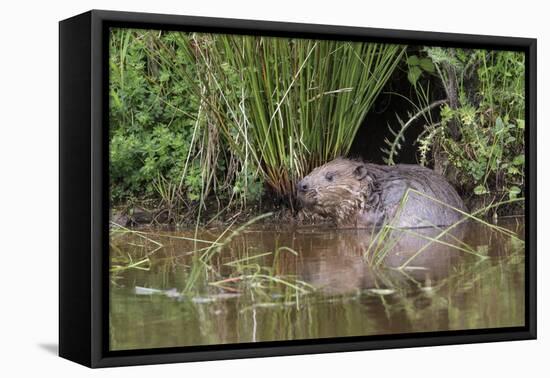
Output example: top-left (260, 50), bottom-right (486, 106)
top-left (353, 164), bottom-right (367, 180)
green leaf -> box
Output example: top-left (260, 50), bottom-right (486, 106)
top-left (406, 55), bottom-right (420, 66)
top-left (508, 166), bottom-right (520, 175)
top-left (508, 186), bottom-right (521, 199)
top-left (474, 185), bottom-right (489, 195)
top-left (159, 71), bottom-right (170, 82)
top-left (419, 58), bottom-right (435, 73)
top-left (512, 154), bottom-right (525, 166)
top-left (407, 66), bottom-right (422, 86)
top-left (440, 104), bottom-right (454, 121)
top-left (456, 49), bottom-right (467, 62)
top-left (495, 116), bottom-right (505, 131)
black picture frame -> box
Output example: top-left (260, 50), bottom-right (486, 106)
top-left (59, 9), bottom-right (537, 368)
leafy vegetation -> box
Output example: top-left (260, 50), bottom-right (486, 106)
top-left (109, 29), bottom-right (201, 206)
top-left (384, 48), bottom-right (525, 213)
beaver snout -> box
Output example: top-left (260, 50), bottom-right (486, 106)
top-left (296, 179), bottom-right (309, 193)
top-left (296, 178), bottom-right (317, 207)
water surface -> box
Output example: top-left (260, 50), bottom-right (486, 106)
top-left (109, 217), bottom-right (525, 351)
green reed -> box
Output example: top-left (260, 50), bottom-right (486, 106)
top-left (147, 33), bottom-right (405, 204)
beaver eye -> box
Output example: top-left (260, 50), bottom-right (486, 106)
top-left (325, 173), bottom-right (334, 182)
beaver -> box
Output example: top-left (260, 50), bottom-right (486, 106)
top-left (297, 158), bottom-right (467, 228)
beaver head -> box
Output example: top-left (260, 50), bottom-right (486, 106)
top-left (296, 158), bottom-right (372, 223)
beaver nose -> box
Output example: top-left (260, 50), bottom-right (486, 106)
top-left (296, 180), bottom-right (308, 192)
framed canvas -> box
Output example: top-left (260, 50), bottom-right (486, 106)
top-left (59, 10), bottom-right (537, 368)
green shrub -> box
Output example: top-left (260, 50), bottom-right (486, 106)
top-left (434, 49), bottom-right (524, 201)
top-left (109, 29), bottom-right (267, 213)
top-left (109, 29), bottom-right (196, 204)
top-left (409, 48), bottom-right (525, 208)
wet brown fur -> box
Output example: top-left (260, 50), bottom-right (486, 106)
top-left (297, 158), bottom-right (466, 228)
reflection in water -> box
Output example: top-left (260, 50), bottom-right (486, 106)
top-left (109, 218), bottom-right (525, 351)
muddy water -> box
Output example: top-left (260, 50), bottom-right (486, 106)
top-left (109, 217), bottom-right (525, 351)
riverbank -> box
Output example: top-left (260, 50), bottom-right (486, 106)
top-left (110, 191), bottom-right (525, 229)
